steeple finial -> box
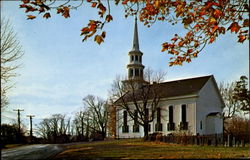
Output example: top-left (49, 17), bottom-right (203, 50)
top-left (131, 16), bottom-right (139, 51)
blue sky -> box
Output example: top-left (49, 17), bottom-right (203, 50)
top-left (1, 1), bottom-right (249, 132)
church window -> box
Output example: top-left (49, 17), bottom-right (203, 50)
top-left (131, 55), bottom-right (134, 62)
top-left (135, 69), bottom-right (139, 76)
top-left (169, 106), bottom-right (173, 123)
top-left (200, 121), bottom-right (202, 130)
top-left (123, 111), bottom-right (129, 133)
top-left (181, 104), bottom-right (187, 122)
top-left (135, 55), bottom-right (138, 61)
top-left (123, 111), bottom-right (128, 126)
top-left (134, 110), bottom-right (138, 125)
top-left (139, 56), bottom-right (142, 63)
top-left (157, 108), bottom-right (161, 123)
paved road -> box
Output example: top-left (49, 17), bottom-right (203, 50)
top-left (1, 144), bottom-right (64, 160)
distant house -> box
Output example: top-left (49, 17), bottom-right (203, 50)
top-left (114, 17), bottom-right (224, 138)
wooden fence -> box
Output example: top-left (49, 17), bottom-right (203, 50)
top-left (148, 133), bottom-right (250, 147)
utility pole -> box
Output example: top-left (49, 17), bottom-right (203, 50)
top-left (13, 109), bottom-right (24, 141)
top-left (27, 115), bottom-right (35, 141)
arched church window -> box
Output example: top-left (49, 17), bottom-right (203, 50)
top-left (139, 56), bottom-right (142, 63)
top-left (131, 55), bottom-right (134, 62)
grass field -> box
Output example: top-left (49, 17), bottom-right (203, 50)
top-left (54, 139), bottom-right (250, 159)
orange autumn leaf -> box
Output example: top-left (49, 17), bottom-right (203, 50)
top-left (182, 17), bottom-right (193, 28)
top-left (122, 0), bottom-right (129, 5)
top-left (178, 41), bottom-right (185, 47)
top-left (186, 58), bottom-right (191, 63)
top-left (27, 15), bottom-right (36, 20)
top-left (101, 31), bottom-right (106, 38)
top-left (187, 49), bottom-right (193, 53)
top-left (92, 2), bottom-right (97, 8)
top-left (57, 8), bottom-right (63, 14)
top-left (171, 37), bottom-right (178, 42)
top-left (62, 7), bottom-right (70, 18)
top-left (106, 14), bottom-right (113, 22)
top-left (212, 25), bottom-right (219, 33)
top-left (186, 31), bottom-right (193, 37)
top-left (218, 27), bottom-right (226, 34)
top-left (81, 27), bottom-right (90, 35)
top-left (19, 4), bottom-right (27, 8)
top-left (213, 9), bottom-right (223, 18)
top-left (228, 22), bottom-right (240, 33)
top-left (43, 12), bottom-right (51, 19)
top-left (193, 52), bottom-right (198, 57)
top-left (199, 10), bottom-right (206, 16)
top-left (209, 17), bottom-right (217, 24)
top-left (97, 3), bottom-right (106, 16)
top-left (25, 5), bottom-right (37, 13)
top-left (209, 36), bottom-right (215, 43)
top-left (238, 35), bottom-right (246, 43)
top-left (94, 35), bottom-right (104, 45)
top-left (89, 22), bottom-right (97, 31)
top-left (169, 62), bottom-right (174, 66)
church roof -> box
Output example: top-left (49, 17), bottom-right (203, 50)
top-left (156, 75), bottom-right (212, 98)
top-left (115, 75), bottom-right (213, 104)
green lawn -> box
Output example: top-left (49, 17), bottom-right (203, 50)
top-left (54, 139), bottom-right (250, 159)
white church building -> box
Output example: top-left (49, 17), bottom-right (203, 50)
top-left (115, 18), bottom-right (224, 138)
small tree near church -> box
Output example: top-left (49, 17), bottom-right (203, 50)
top-left (110, 68), bottom-right (166, 140)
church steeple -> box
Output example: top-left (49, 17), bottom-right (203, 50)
top-left (131, 17), bottom-right (140, 52)
top-left (127, 16), bottom-right (144, 80)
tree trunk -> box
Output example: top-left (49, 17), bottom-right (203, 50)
top-left (102, 127), bottom-right (106, 140)
top-left (143, 122), bottom-right (149, 141)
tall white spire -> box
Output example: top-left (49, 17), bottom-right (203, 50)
top-left (131, 16), bottom-right (140, 52)
top-left (127, 16), bottom-right (144, 81)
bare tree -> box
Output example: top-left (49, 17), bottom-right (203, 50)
top-left (111, 68), bottom-right (166, 139)
top-left (219, 82), bottom-right (241, 120)
top-left (1, 18), bottom-right (23, 108)
top-left (36, 114), bottom-right (70, 143)
top-left (83, 95), bottom-right (108, 139)
top-left (73, 110), bottom-right (90, 141)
